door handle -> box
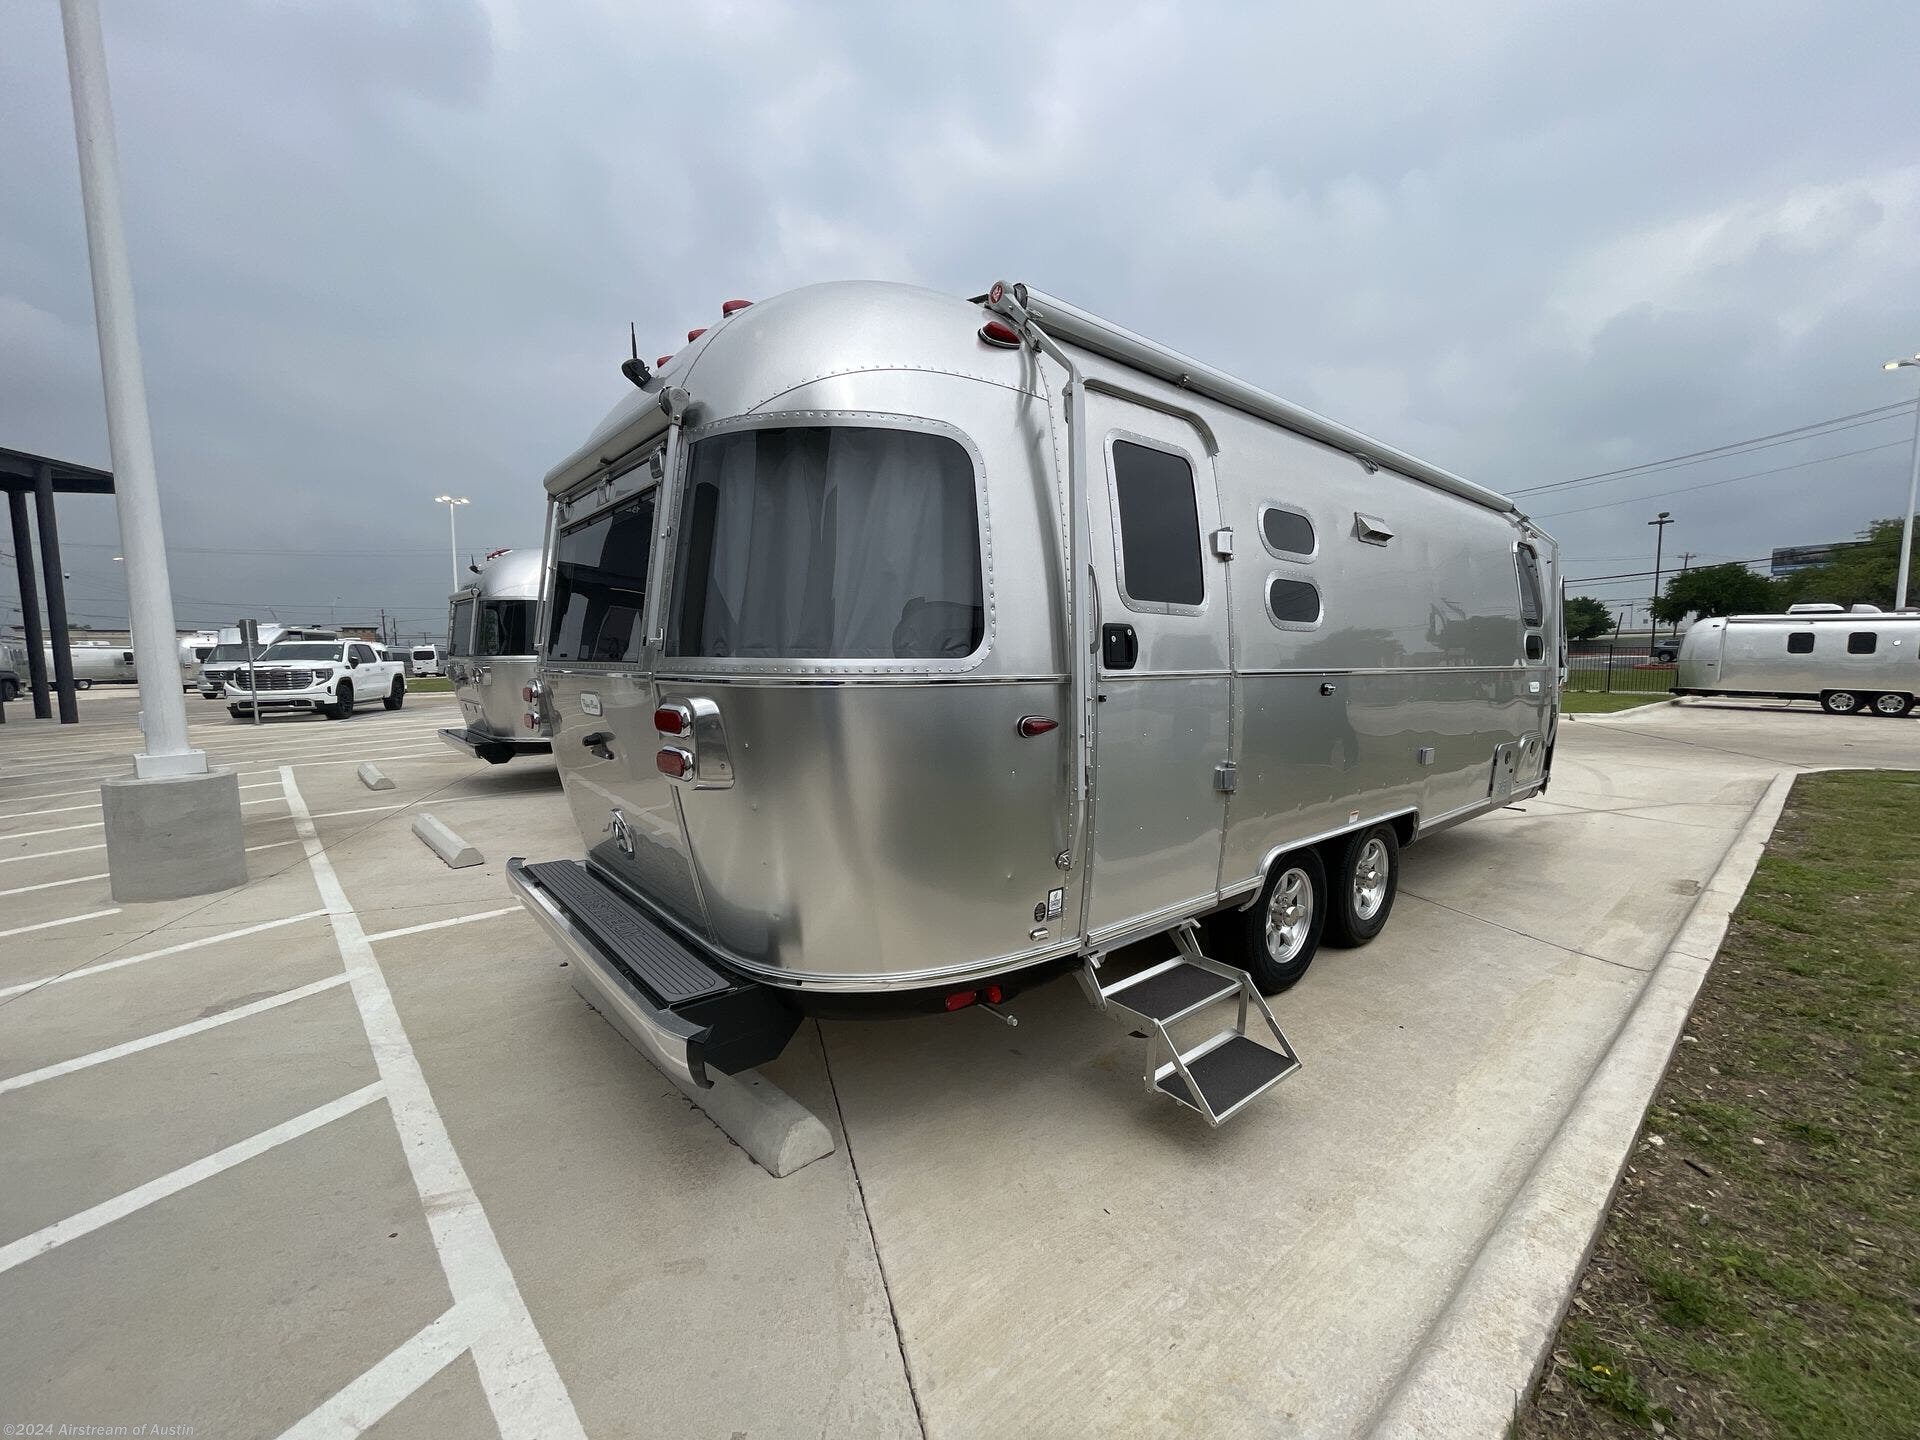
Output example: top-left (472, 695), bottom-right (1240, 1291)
top-left (582, 730), bottom-right (614, 759)
top-left (1101, 623), bottom-right (1139, 671)
top-left (1320, 682), bottom-right (1337, 696)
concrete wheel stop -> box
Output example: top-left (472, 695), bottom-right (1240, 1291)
top-left (413, 812), bottom-right (481, 868)
top-left (357, 762), bottom-right (395, 791)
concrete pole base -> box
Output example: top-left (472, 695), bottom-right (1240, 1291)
top-left (101, 765), bottom-right (248, 902)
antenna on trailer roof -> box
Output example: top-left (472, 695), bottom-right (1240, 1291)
top-left (621, 322), bottom-right (651, 389)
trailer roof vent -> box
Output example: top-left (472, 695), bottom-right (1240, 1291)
top-left (1850, 603), bottom-right (1883, 613)
top-left (1352, 512), bottom-right (1394, 546)
top-left (1786, 603), bottom-right (1844, 614)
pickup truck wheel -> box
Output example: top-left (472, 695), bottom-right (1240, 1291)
top-left (228, 705), bottom-right (245, 719)
top-left (383, 678), bottom-right (405, 711)
top-left (330, 681), bottom-right (354, 719)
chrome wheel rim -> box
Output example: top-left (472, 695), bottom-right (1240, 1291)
top-left (1874, 694), bottom-right (1905, 714)
top-left (1827, 692), bottom-right (1856, 712)
top-left (1352, 838), bottom-right (1390, 920)
top-left (1265, 867), bottom-right (1314, 963)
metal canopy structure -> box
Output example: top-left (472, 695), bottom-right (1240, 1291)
top-left (2, 445), bottom-right (114, 724)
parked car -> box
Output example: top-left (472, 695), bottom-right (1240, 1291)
top-left (223, 638), bottom-right (406, 719)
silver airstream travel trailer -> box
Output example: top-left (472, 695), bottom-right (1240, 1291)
top-left (509, 280), bottom-right (1561, 1126)
top-left (439, 548), bottom-right (554, 763)
top-left (1674, 606), bottom-right (1920, 715)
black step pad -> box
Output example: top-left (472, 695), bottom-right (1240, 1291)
top-left (1158, 1035), bottom-right (1297, 1114)
top-left (1107, 962), bottom-right (1237, 1023)
top-left (521, 860), bottom-right (728, 1006)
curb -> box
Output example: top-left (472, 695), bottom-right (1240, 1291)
top-left (1364, 768), bottom-right (1798, 1439)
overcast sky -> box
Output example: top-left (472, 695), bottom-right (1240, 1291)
top-left (3, 0), bottom-right (1918, 640)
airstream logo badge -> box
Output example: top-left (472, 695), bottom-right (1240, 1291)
top-left (605, 808), bottom-right (634, 856)
top-left (580, 692), bottom-right (603, 716)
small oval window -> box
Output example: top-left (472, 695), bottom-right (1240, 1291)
top-left (1267, 577), bottom-right (1322, 627)
top-left (1261, 506), bottom-right (1316, 558)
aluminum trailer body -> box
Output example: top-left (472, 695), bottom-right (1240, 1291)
top-left (1674, 610), bottom-right (1920, 715)
top-left (511, 280), bottom-right (1560, 1120)
top-left (440, 548), bottom-right (552, 763)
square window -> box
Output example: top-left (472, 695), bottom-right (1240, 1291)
top-left (1111, 440), bottom-right (1204, 608)
top-left (1847, 631), bottom-right (1877, 655)
top-left (1786, 632), bottom-right (1814, 654)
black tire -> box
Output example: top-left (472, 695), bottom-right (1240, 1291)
top-left (1820, 690), bottom-right (1862, 715)
top-left (330, 682), bottom-right (354, 720)
top-left (1325, 823), bottom-right (1401, 948)
top-left (228, 705), bottom-right (246, 719)
top-left (383, 678), bottom-right (405, 711)
top-left (1, 680), bottom-right (16, 702)
top-left (75, 678), bottom-right (93, 690)
top-left (1868, 692), bottom-right (1913, 718)
top-left (1210, 849), bottom-right (1329, 995)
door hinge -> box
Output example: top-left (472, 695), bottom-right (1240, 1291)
top-left (1214, 760), bottom-right (1238, 794)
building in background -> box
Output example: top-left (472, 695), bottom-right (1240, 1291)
top-left (1771, 541), bottom-right (1867, 576)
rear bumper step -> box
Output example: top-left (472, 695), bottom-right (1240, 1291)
top-left (508, 857), bottom-right (798, 1087)
top-left (441, 726), bottom-right (552, 761)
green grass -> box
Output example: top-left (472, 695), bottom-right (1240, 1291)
top-left (1517, 771), bottom-right (1920, 1439)
top-left (407, 676), bottom-right (454, 693)
top-left (1561, 691), bottom-right (1670, 714)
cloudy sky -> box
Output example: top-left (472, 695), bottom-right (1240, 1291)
top-left (3, 0), bottom-right (1918, 641)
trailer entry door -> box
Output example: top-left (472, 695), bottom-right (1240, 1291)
top-left (1084, 396), bottom-right (1230, 944)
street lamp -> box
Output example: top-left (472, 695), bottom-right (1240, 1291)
top-left (434, 494), bottom-right (470, 591)
top-left (1648, 510), bottom-right (1673, 643)
top-left (1882, 355), bottom-right (1920, 611)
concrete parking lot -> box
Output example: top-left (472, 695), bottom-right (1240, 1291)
top-left (0, 690), bottom-right (1912, 1437)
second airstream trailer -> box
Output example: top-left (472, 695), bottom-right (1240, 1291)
top-left (440, 548), bottom-right (553, 763)
top-left (509, 280), bottom-right (1561, 1126)
top-left (1674, 607), bottom-right (1920, 715)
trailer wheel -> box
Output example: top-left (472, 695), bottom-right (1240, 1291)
top-left (1325, 824), bottom-right (1400, 948)
top-left (1820, 690), bottom-right (1861, 715)
top-left (329, 682), bottom-right (354, 719)
top-left (1214, 850), bottom-right (1328, 994)
top-left (383, 678), bottom-right (405, 711)
top-left (1870, 692), bottom-right (1913, 717)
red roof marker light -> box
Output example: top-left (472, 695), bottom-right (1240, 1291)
top-left (687, 327), bottom-right (707, 343)
top-left (722, 299), bottom-right (753, 316)
top-left (978, 320), bottom-right (1019, 349)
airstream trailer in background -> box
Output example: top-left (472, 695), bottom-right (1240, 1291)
top-left (1674, 606), bottom-right (1920, 715)
top-left (440, 548), bottom-right (553, 764)
top-left (509, 280), bottom-right (1560, 1126)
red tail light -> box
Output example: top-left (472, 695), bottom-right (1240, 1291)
top-left (654, 705), bottom-right (688, 736)
top-left (521, 684), bottom-right (537, 703)
top-left (982, 984), bottom-right (1005, 1005)
top-left (942, 990), bottom-right (978, 1012)
top-left (687, 327), bottom-right (707, 343)
top-left (524, 711), bottom-right (541, 730)
top-left (656, 747), bottom-right (694, 780)
top-left (978, 320), bottom-right (1019, 349)
top-left (722, 298), bottom-right (753, 316)
top-left (657, 354), bottom-right (673, 368)
top-left (1016, 715), bottom-right (1058, 737)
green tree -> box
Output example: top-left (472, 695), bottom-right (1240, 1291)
top-left (1651, 563), bottom-right (1778, 624)
top-left (1563, 595), bottom-right (1613, 640)
top-left (1773, 517), bottom-right (1916, 610)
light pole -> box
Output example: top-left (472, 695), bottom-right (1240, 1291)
top-left (1882, 355), bottom-right (1920, 611)
top-left (434, 494), bottom-right (469, 591)
top-left (1648, 511), bottom-right (1672, 643)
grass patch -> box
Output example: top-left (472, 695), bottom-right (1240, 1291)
top-left (1516, 771), bottom-right (1920, 1439)
top-left (407, 676), bottom-right (454, 693)
top-left (1562, 691), bottom-right (1670, 714)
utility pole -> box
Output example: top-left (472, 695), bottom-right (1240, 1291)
top-left (60, 0), bottom-right (244, 900)
top-left (1648, 511), bottom-right (1673, 643)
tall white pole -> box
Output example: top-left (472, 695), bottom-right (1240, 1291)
top-left (448, 500), bottom-right (460, 591)
top-left (60, 0), bottom-right (203, 778)
top-left (1897, 395), bottom-right (1920, 612)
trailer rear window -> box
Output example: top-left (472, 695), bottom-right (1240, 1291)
top-left (669, 426), bottom-right (983, 661)
top-left (1848, 631), bottom-right (1877, 655)
top-left (1111, 440), bottom-right (1204, 608)
top-left (1516, 545), bottom-right (1546, 627)
top-left (547, 495), bottom-right (657, 663)
top-left (1787, 632), bottom-right (1814, 654)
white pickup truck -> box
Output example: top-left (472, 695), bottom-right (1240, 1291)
top-left (224, 638), bottom-right (407, 720)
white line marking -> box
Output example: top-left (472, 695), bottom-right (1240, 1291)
top-left (0, 872), bottom-right (109, 898)
top-left (0, 908), bottom-right (122, 940)
top-left (0, 909), bottom-right (330, 999)
top-left (275, 1306), bottom-right (473, 1440)
top-left (0, 975), bottom-right (350, 1094)
top-left (281, 767), bottom-right (585, 1438)
top-left (0, 744), bottom-right (452, 794)
top-left (0, 795), bottom-right (286, 841)
top-left (0, 779), bottom-right (284, 813)
top-left (365, 907), bottom-right (522, 944)
top-left (0, 1083), bottom-right (384, 1277)
top-left (0, 802), bottom-right (391, 868)
top-left (0, 841), bottom-right (105, 866)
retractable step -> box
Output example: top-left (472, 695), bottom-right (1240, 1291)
top-left (1078, 920), bottom-right (1300, 1127)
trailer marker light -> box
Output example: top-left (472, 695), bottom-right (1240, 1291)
top-left (525, 711), bottom-right (541, 730)
top-left (722, 299), bottom-right (753, 316)
top-left (1016, 715), bottom-right (1058, 737)
top-left (657, 355), bottom-right (673, 368)
top-left (687, 327), bottom-right (707, 342)
top-left (654, 705), bottom-right (689, 736)
top-left (982, 984), bottom-right (1005, 1005)
top-left (656, 747), bottom-right (694, 780)
top-left (942, 990), bottom-right (978, 1012)
top-left (978, 320), bottom-right (1019, 349)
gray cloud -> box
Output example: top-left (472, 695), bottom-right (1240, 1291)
top-left (3, 0), bottom-right (1918, 636)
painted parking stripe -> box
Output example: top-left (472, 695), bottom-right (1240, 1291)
top-left (0, 908), bottom-right (122, 941)
top-left (0, 1083), bottom-right (385, 1277)
top-left (1, 794), bottom-right (286, 841)
top-left (0, 909), bottom-right (330, 1000)
top-left (364, 907), bottom-right (522, 944)
top-left (276, 1306), bottom-right (472, 1440)
top-left (0, 872), bottom-right (110, 899)
top-left (0, 974), bottom-right (350, 1095)
top-left (0, 778), bottom-right (284, 819)
top-left (282, 767), bottom-right (585, 1437)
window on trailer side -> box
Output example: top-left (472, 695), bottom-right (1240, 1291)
top-left (1516, 545), bottom-right (1545, 628)
top-left (547, 493), bottom-right (657, 663)
top-left (1787, 632), bottom-right (1814, 654)
top-left (1111, 439), bottom-right (1204, 608)
top-left (1848, 631), bottom-right (1877, 655)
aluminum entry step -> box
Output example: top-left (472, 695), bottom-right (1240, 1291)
top-left (517, 859), bottom-right (727, 1005)
top-left (1156, 1032), bottom-right (1300, 1121)
top-left (1101, 958), bottom-right (1239, 1025)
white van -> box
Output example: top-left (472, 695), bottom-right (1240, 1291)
top-left (409, 644), bottom-right (444, 677)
